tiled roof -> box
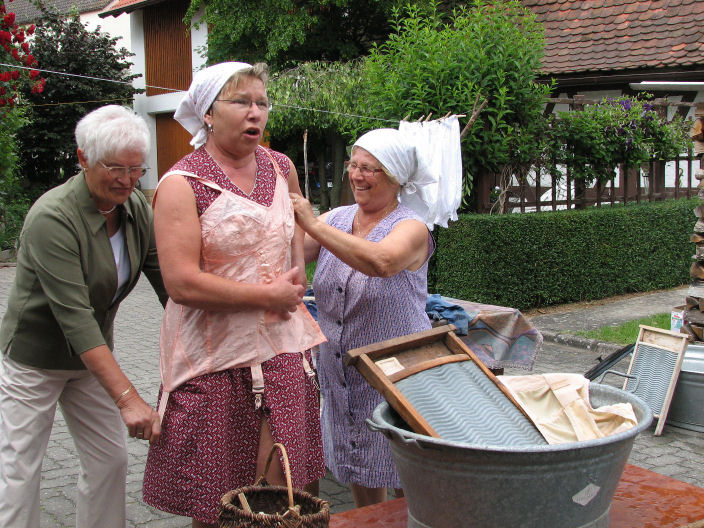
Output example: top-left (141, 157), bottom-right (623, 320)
top-left (99, 0), bottom-right (164, 17)
top-left (524, 0), bottom-right (704, 75)
top-left (8, 0), bottom-right (113, 24)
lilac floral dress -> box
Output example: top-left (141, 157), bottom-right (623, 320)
top-left (313, 203), bottom-right (434, 488)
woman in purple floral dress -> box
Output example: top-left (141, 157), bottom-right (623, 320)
top-left (291, 126), bottom-right (461, 508)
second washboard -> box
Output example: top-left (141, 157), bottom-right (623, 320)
top-left (345, 325), bottom-right (546, 447)
top-left (624, 325), bottom-right (689, 436)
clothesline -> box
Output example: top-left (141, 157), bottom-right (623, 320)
top-left (1, 62), bottom-right (486, 130)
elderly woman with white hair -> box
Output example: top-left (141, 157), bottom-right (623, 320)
top-left (290, 123), bottom-right (462, 508)
top-left (0, 105), bottom-right (167, 528)
top-left (142, 61), bottom-right (325, 528)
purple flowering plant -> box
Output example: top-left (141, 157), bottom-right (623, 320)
top-left (545, 95), bottom-right (690, 185)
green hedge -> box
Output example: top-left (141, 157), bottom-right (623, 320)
top-left (432, 199), bottom-right (697, 311)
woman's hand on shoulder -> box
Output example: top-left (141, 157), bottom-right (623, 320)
top-left (289, 193), bottom-right (317, 232)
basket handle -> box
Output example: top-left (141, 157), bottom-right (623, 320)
top-left (258, 442), bottom-right (295, 510)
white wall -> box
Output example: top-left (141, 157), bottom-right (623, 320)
top-left (82, 10), bottom-right (131, 51)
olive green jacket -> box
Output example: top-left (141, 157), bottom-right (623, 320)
top-left (0, 172), bottom-right (167, 370)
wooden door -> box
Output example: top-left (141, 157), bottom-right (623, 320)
top-left (155, 113), bottom-right (193, 178)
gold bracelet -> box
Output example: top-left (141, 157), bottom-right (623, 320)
top-left (113, 385), bottom-right (134, 405)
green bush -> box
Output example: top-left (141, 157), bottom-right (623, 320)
top-left (433, 199), bottom-right (696, 310)
top-left (0, 180), bottom-right (29, 251)
top-left (0, 106), bottom-right (30, 252)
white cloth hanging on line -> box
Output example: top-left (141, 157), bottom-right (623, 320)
top-left (399, 116), bottom-right (463, 229)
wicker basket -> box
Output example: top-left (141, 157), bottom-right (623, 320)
top-left (218, 443), bottom-right (330, 528)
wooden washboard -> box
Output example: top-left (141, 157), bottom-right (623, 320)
top-left (345, 325), bottom-right (545, 445)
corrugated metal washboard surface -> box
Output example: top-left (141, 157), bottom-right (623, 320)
top-left (395, 361), bottom-right (546, 447)
top-left (625, 343), bottom-right (679, 412)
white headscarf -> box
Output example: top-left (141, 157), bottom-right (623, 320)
top-left (174, 61), bottom-right (252, 149)
top-left (353, 118), bottom-right (462, 230)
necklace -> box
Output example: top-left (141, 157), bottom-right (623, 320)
top-left (98, 205), bottom-right (116, 215)
top-left (353, 201), bottom-right (398, 239)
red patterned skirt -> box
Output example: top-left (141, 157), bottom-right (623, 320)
top-left (142, 352), bottom-right (324, 524)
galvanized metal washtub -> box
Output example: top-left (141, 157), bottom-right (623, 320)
top-left (367, 383), bottom-right (652, 528)
top-left (667, 343), bottom-right (704, 432)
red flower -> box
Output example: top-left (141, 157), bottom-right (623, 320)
top-left (23, 53), bottom-right (33, 65)
top-left (0, 98), bottom-right (6, 106)
top-left (3, 13), bottom-right (14, 26)
top-left (13, 29), bottom-right (24, 42)
top-left (10, 47), bottom-right (18, 60)
top-left (29, 69), bottom-right (39, 79)
top-left (0, 30), bottom-right (10, 42)
top-left (21, 41), bottom-right (28, 52)
top-left (10, 69), bottom-right (19, 80)
top-left (27, 24), bottom-right (35, 35)
top-left (0, 72), bottom-right (8, 82)
top-left (0, 87), bottom-right (5, 95)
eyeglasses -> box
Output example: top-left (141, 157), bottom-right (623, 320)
top-left (99, 162), bottom-right (149, 178)
top-left (215, 97), bottom-right (272, 112)
top-left (345, 161), bottom-right (384, 178)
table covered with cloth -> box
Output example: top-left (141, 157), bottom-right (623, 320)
top-left (426, 294), bottom-right (541, 370)
top-left (305, 291), bottom-right (541, 371)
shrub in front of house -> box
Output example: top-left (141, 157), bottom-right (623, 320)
top-left (432, 199), bottom-right (696, 311)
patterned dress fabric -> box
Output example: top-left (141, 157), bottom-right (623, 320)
top-left (142, 146), bottom-right (325, 524)
top-left (313, 204), bottom-right (434, 488)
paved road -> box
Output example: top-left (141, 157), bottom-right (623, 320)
top-left (0, 266), bottom-right (702, 527)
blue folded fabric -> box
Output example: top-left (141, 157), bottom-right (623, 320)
top-left (426, 294), bottom-right (470, 335)
top-left (303, 288), bottom-right (318, 321)
top-left (303, 290), bottom-right (469, 333)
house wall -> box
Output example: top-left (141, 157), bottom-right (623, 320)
top-left (81, 10), bottom-right (131, 51)
top-left (129, 4), bottom-right (207, 194)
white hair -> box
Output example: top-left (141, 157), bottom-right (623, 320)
top-left (75, 105), bottom-right (150, 167)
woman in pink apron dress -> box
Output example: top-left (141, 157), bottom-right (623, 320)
top-left (142, 62), bottom-right (326, 528)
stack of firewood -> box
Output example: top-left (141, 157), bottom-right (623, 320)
top-left (684, 105), bottom-right (704, 341)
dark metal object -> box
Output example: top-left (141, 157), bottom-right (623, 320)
top-left (584, 344), bottom-right (634, 381)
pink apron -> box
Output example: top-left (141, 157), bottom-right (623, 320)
top-left (155, 153), bottom-right (325, 417)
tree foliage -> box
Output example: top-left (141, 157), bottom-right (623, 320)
top-left (267, 60), bottom-right (366, 208)
top-left (268, 60), bottom-right (363, 137)
top-left (187, 0), bottom-right (406, 69)
top-left (358, 0), bottom-right (552, 210)
top-left (16, 4), bottom-right (139, 196)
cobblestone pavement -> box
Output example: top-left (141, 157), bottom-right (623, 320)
top-left (0, 266), bottom-right (702, 527)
